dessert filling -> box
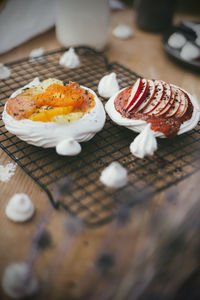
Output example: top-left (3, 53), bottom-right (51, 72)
top-left (6, 81), bottom-right (95, 123)
top-left (114, 80), bottom-right (193, 137)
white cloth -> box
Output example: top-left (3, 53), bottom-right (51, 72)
top-left (0, 0), bottom-right (55, 54)
top-left (0, 0), bottom-right (124, 55)
top-left (109, 0), bottom-right (125, 10)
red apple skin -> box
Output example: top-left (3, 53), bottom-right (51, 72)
top-left (128, 79), bottom-right (149, 112)
top-left (135, 79), bottom-right (156, 112)
top-left (125, 78), bottom-right (143, 110)
top-left (123, 79), bottom-right (190, 120)
top-left (142, 80), bottom-right (164, 115)
top-left (164, 86), bottom-right (181, 117)
top-left (151, 81), bottom-right (172, 116)
top-left (174, 88), bottom-right (189, 118)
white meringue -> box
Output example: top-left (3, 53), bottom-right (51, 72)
top-left (0, 63), bottom-right (11, 79)
top-left (106, 85), bottom-right (200, 158)
top-left (56, 137), bottom-right (81, 156)
top-left (105, 85), bottom-right (200, 138)
top-left (100, 161), bottom-right (128, 188)
top-left (195, 36), bottom-right (200, 47)
top-left (112, 24), bottom-right (133, 39)
top-left (168, 32), bottom-right (186, 49)
top-left (194, 24), bottom-right (200, 36)
top-left (98, 72), bottom-right (119, 98)
top-left (130, 124), bottom-right (157, 159)
top-left (29, 47), bottom-right (44, 59)
top-left (59, 47), bottom-right (80, 68)
top-left (2, 78), bottom-right (106, 155)
top-left (6, 193), bottom-right (35, 222)
top-left (180, 41), bottom-right (200, 60)
top-left (2, 262), bottom-right (39, 299)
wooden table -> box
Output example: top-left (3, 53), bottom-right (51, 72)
top-left (0, 9), bottom-right (200, 300)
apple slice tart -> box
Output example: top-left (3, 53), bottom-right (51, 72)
top-left (105, 78), bottom-right (200, 158)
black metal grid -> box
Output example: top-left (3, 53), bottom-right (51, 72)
top-left (1, 47), bottom-right (200, 226)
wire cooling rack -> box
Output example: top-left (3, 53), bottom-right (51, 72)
top-left (1, 47), bottom-right (200, 226)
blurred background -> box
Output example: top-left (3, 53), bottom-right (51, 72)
top-left (0, 0), bottom-right (199, 55)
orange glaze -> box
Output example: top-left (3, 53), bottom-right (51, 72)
top-left (114, 86), bottom-right (193, 137)
top-left (6, 82), bottom-right (95, 121)
top-left (35, 84), bottom-right (84, 109)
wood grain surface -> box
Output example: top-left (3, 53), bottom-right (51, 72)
top-left (0, 9), bottom-right (200, 300)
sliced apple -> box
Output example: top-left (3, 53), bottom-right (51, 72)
top-left (150, 81), bottom-right (172, 116)
top-left (128, 79), bottom-right (149, 112)
top-left (135, 79), bottom-right (156, 112)
top-left (125, 78), bottom-right (143, 110)
top-left (142, 80), bottom-right (164, 115)
top-left (174, 88), bottom-right (189, 118)
top-left (163, 86), bottom-right (180, 117)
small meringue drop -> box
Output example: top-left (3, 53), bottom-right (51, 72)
top-left (56, 138), bottom-right (81, 156)
top-left (112, 24), bottom-right (133, 39)
top-left (100, 161), bottom-right (128, 188)
top-left (29, 47), bottom-right (44, 59)
top-left (168, 32), bottom-right (186, 49)
top-left (2, 262), bottom-right (39, 299)
top-left (59, 47), bottom-right (80, 68)
top-left (194, 24), bottom-right (200, 35)
top-left (0, 63), bottom-right (11, 79)
top-left (195, 36), bottom-right (200, 47)
top-left (180, 42), bottom-right (200, 60)
top-left (98, 72), bottom-right (119, 98)
top-left (130, 124), bottom-right (157, 159)
top-left (6, 193), bottom-right (35, 222)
